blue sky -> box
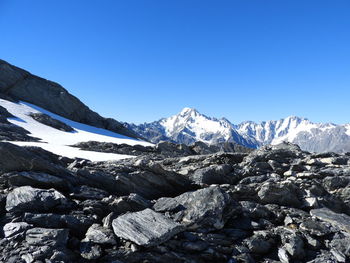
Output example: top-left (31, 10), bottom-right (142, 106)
top-left (1, 0), bottom-right (349, 124)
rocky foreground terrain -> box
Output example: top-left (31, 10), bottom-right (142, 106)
top-left (1, 141), bottom-right (350, 263)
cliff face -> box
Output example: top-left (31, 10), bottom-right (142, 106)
top-left (0, 59), bottom-right (140, 139)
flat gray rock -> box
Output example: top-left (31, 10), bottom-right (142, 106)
top-left (310, 208), bottom-right (350, 233)
top-left (6, 186), bottom-right (67, 212)
top-left (112, 208), bottom-right (184, 247)
top-left (153, 185), bottom-right (235, 229)
top-left (25, 227), bottom-right (69, 247)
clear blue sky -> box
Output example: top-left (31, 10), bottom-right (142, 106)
top-left (1, 0), bottom-right (349, 124)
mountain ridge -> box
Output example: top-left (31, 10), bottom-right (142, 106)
top-left (127, 107), bottom-right (350, 153)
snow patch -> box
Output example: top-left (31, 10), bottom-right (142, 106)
top-left (0, 99), bottom-right (153, 162)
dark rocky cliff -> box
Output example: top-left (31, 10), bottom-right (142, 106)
top-left (0, 59), bottom-right (140, 139)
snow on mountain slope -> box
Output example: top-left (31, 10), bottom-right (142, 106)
top-left (0, 98), bottom-right (153, 161)
top-left (129, 108), bottom-right (350, 153)
top-left (160, 108), bottom-right (234, 144)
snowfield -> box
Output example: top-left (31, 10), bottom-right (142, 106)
top-left (0, 98), bottom-right (153, 161)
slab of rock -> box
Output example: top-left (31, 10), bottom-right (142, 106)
top-left (153, 185), bottom-right (236, 229)
top-left (112, 208), bottom-right (184, 247)
top-left (7, 171), bottom-right (70, 191)
top-left (310, 208), bottom-right (350, 233)
top-left (23, 212), bottom-right (95, 236)
top-left (25, 227), bottom-right (69, 247)
top-left (85, 224), bottom-right (116, 245)
top-left (6, 186), bottom-right (67, 212)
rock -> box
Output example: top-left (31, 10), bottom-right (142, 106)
top-left (329, 232), bottom-right (350, 261)
top-left (246, 235), bottom-right (272, 254)
top-left (282, 233), bottom-right (305, 259)
top-left (154, 185), bottom-right (236, 229)
top-left (182, 241), bottom-right (209, 252)
top-left (3, 222), bottom-right (32, 237)
top-left (299, 218), bottom-right (333, 236)
top-left (258, 182), bottom-right (301, 207)
top-left (278, 247), bottom-right (290, 263)
top-left (85, 224), bottom-right (116, 245)
top-left (80, 241), bottom-right (102, 260)
top-left (113, 164), bottom-right (194, 199)
top-left (190, 164), bottom-right (236, 185)
top-left (70, 185), bottom-right (109, 200)
top-left (25, 227), bottom-right (69, 247)
top-left (6, 186), bottom-right (68, 213)
top-left (112, 208), bottom-right (184, 247)
top-left (0, 142), bottom-right (67, 175)
top-left (7, 171), bottom-right (70, 191)
top-left (310, 208), bottom-right (350, 233)
top-left (29, 112), bottom-right (74, 132)
top-left (73, 141), bottom-right (155, 156)
top-left (23, 212), bottom-right (95, 236)
top-left (106, 193), bottom-right (152, 214)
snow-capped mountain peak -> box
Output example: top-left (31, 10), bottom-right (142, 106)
top-left (129, 109), bottom-right (350, 153)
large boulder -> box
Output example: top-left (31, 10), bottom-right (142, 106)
top-left (112, 208), bottom-right (184, 247)
top-left (6, 186), bottom-right (68, 213)
top-left (153, 185), bottom-right (237, 229)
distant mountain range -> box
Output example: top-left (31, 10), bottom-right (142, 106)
top-left (127, 107), bottom-right (350, 153)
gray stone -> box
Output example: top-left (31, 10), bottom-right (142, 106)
top-left (107, 193), bottom-right (151, 215)
top-left (85, 224), bottom-right (116, 245)
top-left (246, 235), bottom-right (271, 254)
top-left (3, 222), bottom-right (32, 237)
top-left (80, 241), bottom-right (102, 260)
top-left (190, 164), bottom-right (235, 185)
top-left (6, 186), bottom-right (67, 212)
top-left (310, 208), bottom-right (350, 233)
top-left (29, 112), bottom-right (74, 132)
top-left (182, 241), bottom-right (209, 252)
top-left (25, 227), bottom-right (68, 247)
top-left (112, 208), bottom-right (184, 247)
top-left (258, 182), bottom-right (301, 207)
top-left (7, 171), bottom-right (70, 191)
top-left (154, 185), bottom-right (236, 229)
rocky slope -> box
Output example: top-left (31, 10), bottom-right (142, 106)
top-left (0, 59), bottom-right (139, 139)
top-left (1, 141), bottom-right (350, 262)
top-left (128, 108), bottom-right (350, 153)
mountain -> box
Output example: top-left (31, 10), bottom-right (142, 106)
top-left (0, 59), bottom-right (139, 139)
top-left (128, 108), bottom-right (350, 153)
